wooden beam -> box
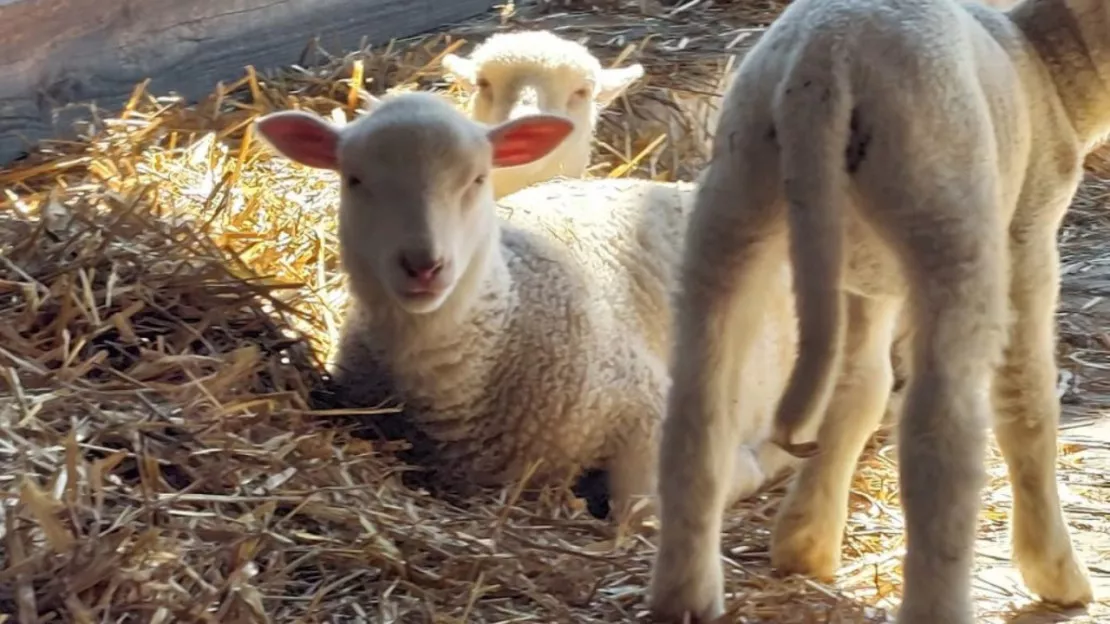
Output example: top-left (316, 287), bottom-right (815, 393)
top-left (0, 0), bottom-right (500, 165)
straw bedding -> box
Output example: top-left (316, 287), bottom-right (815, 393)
top-left (1, 1), bottom-right (1108, 621)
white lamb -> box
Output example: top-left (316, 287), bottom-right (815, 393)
top-left (649, 0), bottom-right (1104, 622)
top-left (253, 91), bottom-right (804, 523)
top-left (441, 30), bottom-right (645, 199)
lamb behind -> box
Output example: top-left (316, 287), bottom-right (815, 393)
top-left (442, 30), bottom-right (644, 199)
top-left (649, 0), bottom-right (1104, 622)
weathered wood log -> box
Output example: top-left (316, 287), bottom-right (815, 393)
top-left (0, 0), bottom-right (500, 165)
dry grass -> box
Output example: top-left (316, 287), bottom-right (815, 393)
top-left (1, 0), bottom-right (1108, 622)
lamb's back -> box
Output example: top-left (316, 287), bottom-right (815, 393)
top-left (497, 177), bottom-right (696, 358)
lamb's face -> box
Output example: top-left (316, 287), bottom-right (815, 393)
top-left (443, 32), bottom-right (645, 145)
top-left (469, 61), bottom-right (598, 130)
top-left (254, 93), bottom-right (576, 316)
top-left (335, 108), bottom-right (497, 314)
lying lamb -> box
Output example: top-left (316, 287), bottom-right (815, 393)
top-left (442, 30), bottom-right (645, 199)
top-left (254, 91), bottom-right (800, 523)
top-left (649, 0), bottom-right (1103, 622)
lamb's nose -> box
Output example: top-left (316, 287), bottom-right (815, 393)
top-left (398, 250), bottom-right (444, 285)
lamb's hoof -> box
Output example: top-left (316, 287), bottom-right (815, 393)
top-left (648, 551), bottom-right (726, 623)
top-left (1016, 544), bottom-right (1094, 607)
top-left (895, 594), bottom-right (974, 624)
top-left (770, 509), bottom-right (841, 580)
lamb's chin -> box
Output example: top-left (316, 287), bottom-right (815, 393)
top-left (390, 286), bottom-right (454, 315)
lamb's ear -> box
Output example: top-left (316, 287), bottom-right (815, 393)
top-left (595, 63), bottom-right (645, 108)
top-left (441, 53), bottom-right (478, 89)
top-left (487, 114), bottom-right (574, 168)
top-left (254, 111), bottom-right (341, 171)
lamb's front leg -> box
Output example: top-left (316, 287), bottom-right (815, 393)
top-left (993, 231), bottom-right (1092, 607)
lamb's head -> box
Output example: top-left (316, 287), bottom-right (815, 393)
top-left (442, 30), bottom-right (644, 197)
top-left (255, 92), bottom-right (574, 314)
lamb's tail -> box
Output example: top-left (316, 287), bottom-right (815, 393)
top-left (770, 50), bottom-right (854, 458)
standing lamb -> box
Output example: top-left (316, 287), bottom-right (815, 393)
top-left (253, 91), bottom-right (799, 523)
top-left (649, 0), bottom-right (1103, 622)
top-left (442, 30), bottom-right (645, 199)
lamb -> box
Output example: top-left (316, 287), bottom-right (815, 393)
top-left (441, 30), bottom-right (645, 199)
top-left (648, 0), bottom-right (1104, 622)
top-left (253, 91), bottom-right (802, 523)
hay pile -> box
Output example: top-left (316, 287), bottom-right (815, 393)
top-left (1, 1), bottom-right (1108, 621)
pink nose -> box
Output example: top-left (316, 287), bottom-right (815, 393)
top-left (398, 250), bottom-right (444, 286)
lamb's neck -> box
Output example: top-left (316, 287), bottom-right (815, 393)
top-left (364, 235), bottom-right (513, 380)
top-left (1012, 0), bottom-right (1110, 149)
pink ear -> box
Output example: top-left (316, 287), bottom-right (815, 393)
top-left (487, 114), bottom-right (575, 168)
top-left (254, 111), bottom-right (341, 170)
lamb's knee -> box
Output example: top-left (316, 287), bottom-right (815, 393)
top-left (839, 346), bottom-right (894, 400)
top-left (908, 290), bottom-right (1007, 389)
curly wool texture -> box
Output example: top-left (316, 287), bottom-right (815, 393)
top-left (497, 178), bottom-right (800, 452)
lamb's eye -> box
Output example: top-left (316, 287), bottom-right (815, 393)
top-left (477, 78), bottom-right (491, 90)
top-left (473, 174), bottom-right (487, 186)
top-left (346, 175), bottom-right (361, 188)
top-left (573, 87), bottom-right (590, 99)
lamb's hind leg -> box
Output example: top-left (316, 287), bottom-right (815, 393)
top-left (993, 229), bottom-right (1092, 606)
top-left (770, 292), bottom-right (901, 579)
top-left (878, 199), bottom-right (1008, 624)
top-left (648, 117), bottom-right (786, 622)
